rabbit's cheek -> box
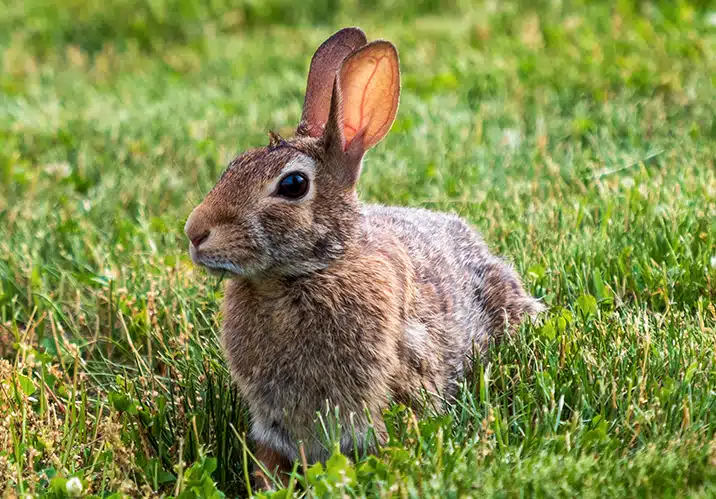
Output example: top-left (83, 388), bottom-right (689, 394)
top-left (259, 206), bottom-right (314, 248)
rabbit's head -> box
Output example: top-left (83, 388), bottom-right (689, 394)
top-left (185, 28), bottom-right (400, 277)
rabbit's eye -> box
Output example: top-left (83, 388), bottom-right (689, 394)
top-left (277, 172), bottom-right (309, 199)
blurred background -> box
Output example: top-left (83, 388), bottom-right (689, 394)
top-left (3, 0), bottom-right (715, 55)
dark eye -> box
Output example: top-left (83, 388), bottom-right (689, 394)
top-left (277, 172), bottom-right (309, 199)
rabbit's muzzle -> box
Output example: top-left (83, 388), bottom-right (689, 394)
top-left (184, 204), bottom-right (263, 276)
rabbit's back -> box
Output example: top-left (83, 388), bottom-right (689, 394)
top-left (362, 204), bottom-right (542, 381)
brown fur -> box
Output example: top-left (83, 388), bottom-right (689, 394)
top-left (184, 28), bottom-right (544, 488)
top-left (254, 444), bottom-right (292, 490)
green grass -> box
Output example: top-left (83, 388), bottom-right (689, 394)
top-left (1, 0), bottom-right (715, 497)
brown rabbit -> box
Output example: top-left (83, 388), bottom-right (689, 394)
top-left (184, 27), bottom-right (543, 488)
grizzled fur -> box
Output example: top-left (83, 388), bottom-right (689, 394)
top-left (184, 27), bottom-right (544, 485)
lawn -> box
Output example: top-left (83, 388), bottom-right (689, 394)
top-left (1, 0), bottom-right (715, 497)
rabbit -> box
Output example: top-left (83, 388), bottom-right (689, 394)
top-left (184, 27), bottom-right (544, 488)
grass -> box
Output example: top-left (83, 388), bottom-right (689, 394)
top-left (1, 0), bottom-right (715, 497)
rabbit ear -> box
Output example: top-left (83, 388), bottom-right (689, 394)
top-left (336, 41), bottom-right (400, 152)
top-left (298, 27), bottom-right (367, 138)
top-left (322, 40), bottom-right (400, 186)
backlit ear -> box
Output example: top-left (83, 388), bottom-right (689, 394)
top-left (298, 27), bottom-right (367, 138)
top-left (337, 41), bottom-right (400, 153)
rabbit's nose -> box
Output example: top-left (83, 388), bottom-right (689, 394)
top-left (185, 209), bottom-right (211, 248)
top-left (191, 231), bottom-right (210, 248)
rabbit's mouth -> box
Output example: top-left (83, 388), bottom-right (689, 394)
top-left (189, 244), bottom-right (248, 276)
top-left (198, 257), bottom-right (247, 277)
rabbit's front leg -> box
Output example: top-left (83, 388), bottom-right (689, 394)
top-left (253, 443), bottom-right (291, 490)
